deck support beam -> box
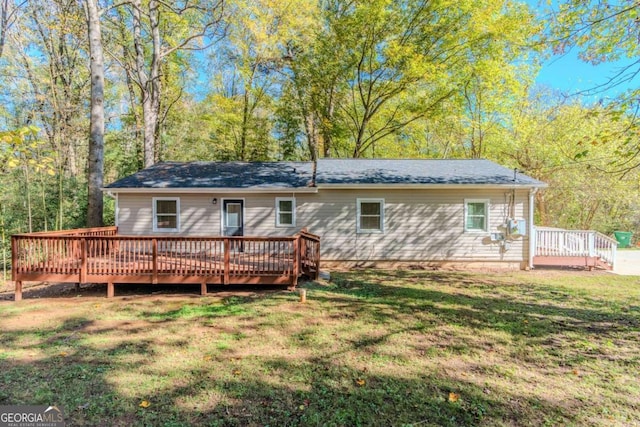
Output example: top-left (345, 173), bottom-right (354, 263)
top-left (200, 281), bottom-right (207, 295)
top-left (14, 281), bottom-right (22, 301)
top-left (107, 282), bottom-right (114, 298)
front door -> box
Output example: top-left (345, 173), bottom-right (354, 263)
top-left (223, 200), bottom-right (244, 237)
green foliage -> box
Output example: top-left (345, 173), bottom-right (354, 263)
top-left (1, 0), bottom-right (639, 239)
top-left (490, 91), bottom-right (640, 234)
top-left (0, 127), bottom-right (55, 174)
top-left (547, 1), bottom-right (640, 117)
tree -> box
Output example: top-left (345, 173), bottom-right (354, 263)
top-left (10, 0), bottom-right (90, 229)
top-left (84, 0), bottom-right (105, 227)
top-left (106, 0), bottom-right (226, 167)
top-left (279, 0), bottom-right (539, 159)
top-left (0, 0), bottom-right (25, 60)
top-left (494, 91), bottom-right (640, 232)
top-left (549, 0), bottom-right (640, 92)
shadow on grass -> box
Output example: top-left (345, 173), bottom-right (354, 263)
top-left (0, 317), bottom-right (574, 427)
top-left (0, 271), bottom-right (637, 425)
top-left (304, 271), bottom-right (640, 339)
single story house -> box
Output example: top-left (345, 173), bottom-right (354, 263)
top-left (104, 159), bottom-right (547, 269)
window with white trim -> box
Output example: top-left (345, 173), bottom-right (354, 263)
top-left (153, 197), bottom-right (180, 232)
top-left (276, 197), bottom-right (296, 227)
top-left (464, 199), bottom-right (489, 232)
top-left (357, 198), bottom-right (384, 233)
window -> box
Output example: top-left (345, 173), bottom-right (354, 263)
top-left (276, 197), bottom-right (296, 227)
top-left (464, 199), bottom-right (489, 232)
top-left (357, 198), bottom-right (384, 233)
top-left (153, 197), bottom-right (180, 232)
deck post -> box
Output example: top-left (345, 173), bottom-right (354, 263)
top-left (14, 280), bottom-right (22, 301)
top-left (80, 238), bottom-right (87, 284)
top-left (200, 281), bottom-right (207, 296)
top-left (107, 282), bottom-right (114, 298)
top-left (292, 236), bottom-right (300, 287)
top-left (152, 238), bottom-right (158, 284)
top-left (588, 232), bottom-right (595, 258)
top-left (223, 238), bottom-right (230, 285)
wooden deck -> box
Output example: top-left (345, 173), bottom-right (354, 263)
top-left (11, 227), bottom-right (320, 300)
top-left (533, 228), bottom-right (617, 270)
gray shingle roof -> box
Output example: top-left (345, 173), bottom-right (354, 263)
top-left (106, 161), bottom-right (314, 189)
top-left (105, 159), bottom-right (545, 189)
top-left (316, 159), bottom-right (545, 185)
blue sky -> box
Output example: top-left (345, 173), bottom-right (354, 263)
top-left (536, 51), bottom-right (636, 100)
top-left (527, 0), bottom-right (637, 101)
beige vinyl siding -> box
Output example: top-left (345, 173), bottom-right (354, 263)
top-left (294, 189), bottom-right (529, 262)
top-left (117, 193), bottom-right (219, 236)
top-left (116, 188), bottom-right (531, 262)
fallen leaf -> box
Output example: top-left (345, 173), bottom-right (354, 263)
top-left (139, 400), bottom-right (150, 408)
top-left (59, 352), bottom-right (68, 357)
top-left (448, 392), bottom-right (460, 403)
top-left (572, 369), bottom-right (579, 376)
top-left (298, 405), bottom-right (305, 411)
top-left (232, 369), bottom-right (241, 376)
top-left (94, 304), bottom-right (100, 309)
top-left (355, 378), bottom-right (366, 386)
top-left (203, 355), bottom-right (212, 361)
top-left (523, 319), bottom-right (529, 324)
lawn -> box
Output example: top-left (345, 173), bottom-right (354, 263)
top-left (0, 270), bottom-right (639, 426)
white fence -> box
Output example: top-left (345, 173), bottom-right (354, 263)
top-left (534, 227), bottom-right (617, 267)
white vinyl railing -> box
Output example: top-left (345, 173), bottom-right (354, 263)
top-left (534, 227), bottom-right (617, 267)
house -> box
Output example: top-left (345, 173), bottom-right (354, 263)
top-left (104, 159), bottom-right (547, 269)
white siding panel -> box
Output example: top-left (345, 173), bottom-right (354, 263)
top-left (116, 188), bottom-right (531, 262)
top-left (295, 189), bottom-right (530, 262)
top-left (117, 193), bottom-right (219, 236)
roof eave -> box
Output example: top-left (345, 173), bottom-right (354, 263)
top-left (101, 187), bottom-right (319, 194)
top-left (316, 183), bottom-right (548, 189)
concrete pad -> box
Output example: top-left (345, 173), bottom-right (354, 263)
top-left (612, 250), bottom-right (640, 276)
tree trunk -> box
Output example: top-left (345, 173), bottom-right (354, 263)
top-left (149, 0), bottom-right (161, 164)
top-left (132, 0), bottom-right (158, 168)
top-left (0, 0), bottom-right (8, 60)
top-left (85, 0), bottom-right (104, 227)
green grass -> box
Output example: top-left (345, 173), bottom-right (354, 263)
top-left (1, 270), bottom-right (639, 426)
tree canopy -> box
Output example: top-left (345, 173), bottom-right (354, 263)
top-left (0, 0), bottom-right (639, 268)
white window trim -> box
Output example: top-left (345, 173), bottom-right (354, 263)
top-left (152, 197), bottom-right (180, 232)
top-left (464, 198), bottom-right (489, 233)
top-left (275, 197), bottom-right (296, 227)
top-left (357, 198), bottom-right (385, 234)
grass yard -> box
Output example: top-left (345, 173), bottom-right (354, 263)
top-left (1, 270), bottom-right (639, 426)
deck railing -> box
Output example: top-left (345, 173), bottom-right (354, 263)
top-left (299, 230), bottom-right (321, 279)
top-left (11, 227), bottom-right (320, 300)
top-left (534, 227), bottom-right (617, 268)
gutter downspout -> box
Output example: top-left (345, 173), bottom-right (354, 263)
top-left (528, 188), bottom-right (539, 269)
